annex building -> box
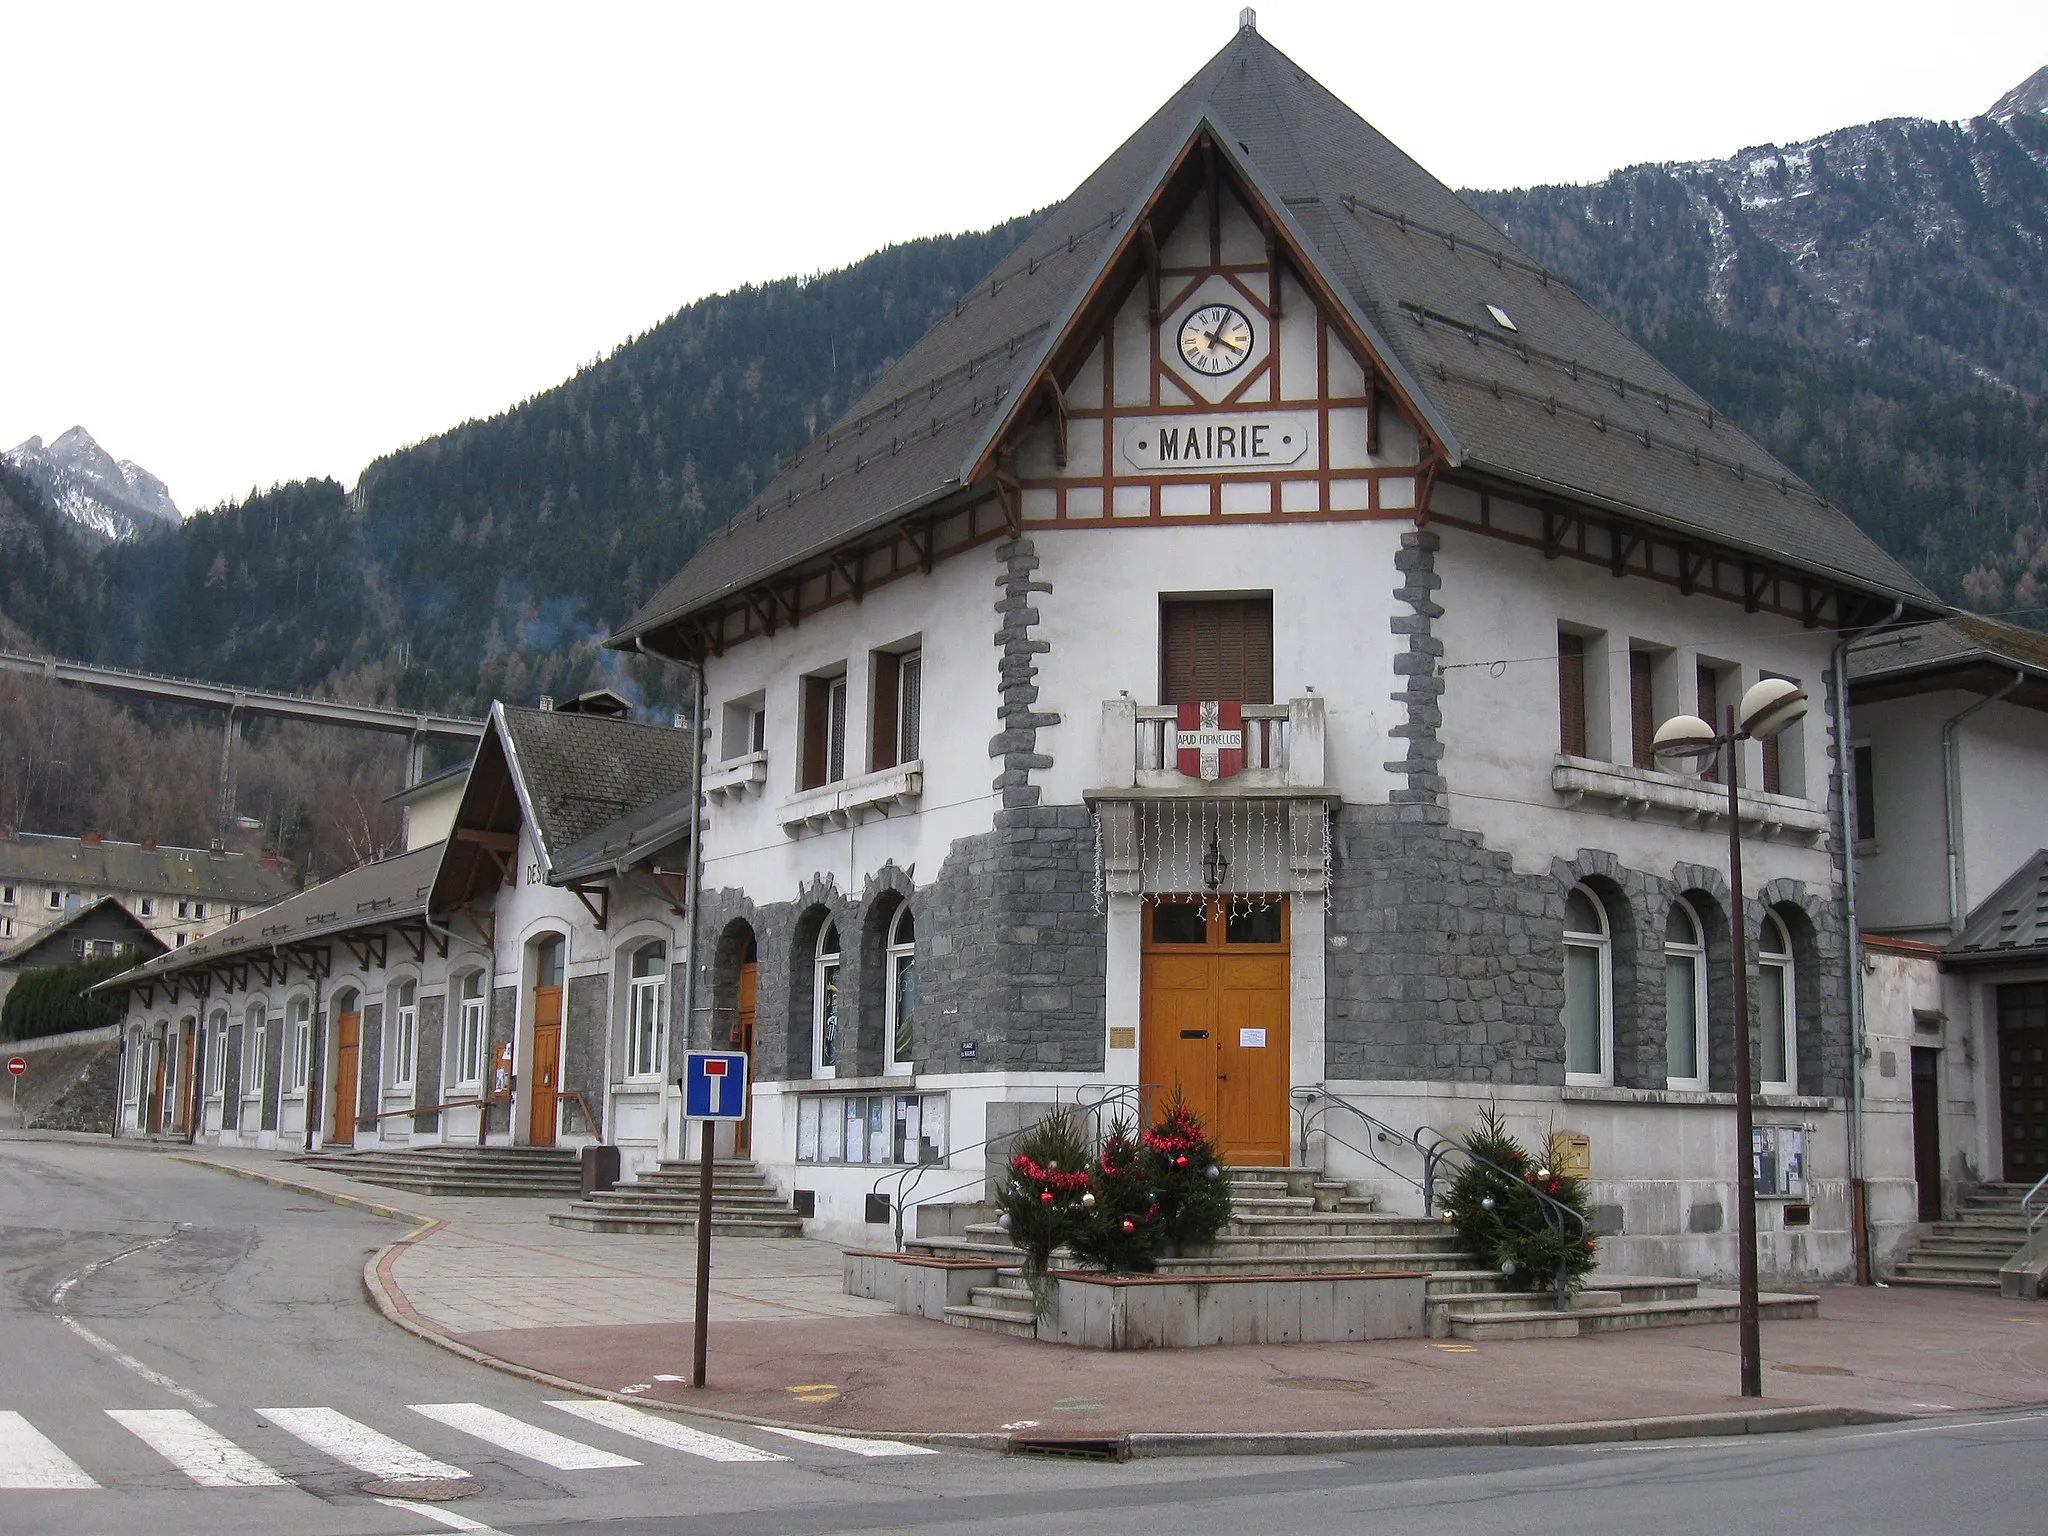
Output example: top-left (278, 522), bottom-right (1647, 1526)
top-left (603, 17), bottom-right (1940, 1279)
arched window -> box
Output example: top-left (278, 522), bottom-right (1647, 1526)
top-left (206, 1009), bottom-right (229, 1098)
top-left (1563, 885), bottom-right (1612, 1086)
top-left (885, 906), bottom-right (917, 1077)
top-left (628, 941), bottom-right (667, 1080)
top-left (1664, 900), bottom-right (1708, 1090)
top-left (242, 1004), bottom-right (266, 1097)
top-left (1757, 914), bottom-right (1796, 1094)
top-left (535, 934), bottom-right (565, 990)
top-left (390, 979), bottom-right (418, 1089)
top-left (454, 971), bottom-right (488, 1089)
top-left (814, 921), bottom-right (842, 1078)
top-left (286, 995), bottom-right (313, 1093)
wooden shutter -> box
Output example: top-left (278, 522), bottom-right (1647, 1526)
top-left (870, 652), bottom-right (901, 772)
top-left (1696, 664), bottom-right (1720, 783)
top-left (1557, 631), bottom-right (1587, 758)
top-left (801, 676), bottom-right (830, 789)
top-left (1159, 598), bottom-right (1273, 704)
top-left (1630, 651), bottom-right (1655, 769)
top-left (1761, 729), bottom-right (1782, 796)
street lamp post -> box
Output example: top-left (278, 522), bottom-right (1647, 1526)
top-left (1652, 677), bottom-right (1808, 1400)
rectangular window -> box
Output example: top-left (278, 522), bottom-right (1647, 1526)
top-left (628, 969), bottom-right (665, 1080)
top-left (1160, 596), bottom-right (1274, 704)
top-left (177, 900), bottom-right (190, 919)
top-left (175, 932), bottom-right (187, 947)
top-left (206, 1019), bottom-right (227, 1096)
top-left (1696, 664), bottom-right (1722, 782)
top-left (193, 903), bottom-right (207, 920)
top-left (1761, 730), bottom-right (1783, 796)
top-left (0, 885), bottom-right (14, 905)
top-left (242, 1017), bottom-right (265, 1094)
top-left (1557, 631), bottom-right (1588, 757)
top-left (456, 977), bottom-right (488, 1089)
top-left (869, 648), bottom-right (924, 772)
top-left (73, 937), bottom-right (86, 958)
top-left (1, 917), bottom-right (13, 938)
top-left (1630, 650), bottom-right (1656, 769)
top-left (720, 692), bottom-right (766, 762)
top-left (1853, 744), bottom-right (1877, 842)
top-left (287, 1001), bottom-right (312, 1093)
top-left (139, 897), bottom-right (154, 916)
top-left (48, 890), bottom-right (65, 910)
top-left (796, 1093), bottom-right (945, 1165)
top-left (392, 992), bottom-right (418, 1089)
top-left (800, 671), bottom-right (849, 790)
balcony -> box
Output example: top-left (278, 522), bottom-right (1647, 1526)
top-left (1091, 696), bottom-right (1328, 798)
top-left (776, 760), bottom-right (923, 836)
top-left (1550, 755), bottom-right (1828, 841)
top-left (705, 750), bottom-right (768, 804)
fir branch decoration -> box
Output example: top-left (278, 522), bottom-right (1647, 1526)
top-left (993, 1107), bottom-right (1091, 1305)
top-left (1441, 1105), bottom-right (1598, 1294)
top-left (1067, 1116), bottom-right (1166, 1273)
top-left (1141, 1091), bottom-right (1233, 1250)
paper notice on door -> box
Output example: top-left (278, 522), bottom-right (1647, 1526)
top-left (1238, 1027), bottom-right (1267, 1048)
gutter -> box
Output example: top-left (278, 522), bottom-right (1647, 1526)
top-left (1945, 669), bottom-right (2027, 937)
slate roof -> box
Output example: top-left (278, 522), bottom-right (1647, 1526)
top-left (613, 21), bottom-right (1933, 649)
top-left (1849, 615), bottom-right (2048, 685)
top-left (99, 843), bottom-right (445, 988)
top-left (0, 831), bottom-right (295, 905)
top-left (496, 705), bottom-right (698, 874)
top-left (548, 784), bottom-right (697, 885)
top-left (1947, 849), bottom-right (2048, 967)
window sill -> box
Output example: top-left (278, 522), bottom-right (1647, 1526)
top-left (777, 1074), bottom-right (936, 1094)
top-left (613, 1078), bottom-right (664, 1092)
top-left (706, 751), bottom-right (768, 804)
top-left (1550, 755), bottom-right (1828, 840)
top-left (778, 761), bottom-right (923, 836)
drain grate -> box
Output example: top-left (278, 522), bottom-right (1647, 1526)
top-left (1007, 1433), bottom-right (1130, 1462)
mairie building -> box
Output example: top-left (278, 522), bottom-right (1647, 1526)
top-left (603, 18), bottom-right (1941, 1279)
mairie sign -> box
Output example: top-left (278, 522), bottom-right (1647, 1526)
top-left (682, 1050), bottom-right (749, 1121)
top-left (1118, 411), bottom-right (1314, 474)
top-left (1176, 700), bottom-right (1244, 782)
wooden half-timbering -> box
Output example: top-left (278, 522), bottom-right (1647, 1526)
top-left (1004, 160), bottom-right (1426, 529)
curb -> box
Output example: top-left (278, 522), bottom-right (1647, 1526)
top-left (172, 1155), bottom-right (1999, 1460)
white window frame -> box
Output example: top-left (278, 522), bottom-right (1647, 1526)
top-left (177, 899), bottom-right (191, 919)
top-left (1, 884), bottom-right (14, 905)
top-left (242, 1006), bottom-right (266, 1099)
top-left (390, 979), bottom-right (418, 1090)
top-left (626, 942), bottom-right (667, 1082)
top-left (827, 677), bottom-right (848, 784)
top-left (885, 905), bottom-right (916, 1077)
top-left (813, 921), bottom-right (841, 1079)
top-left (205, 1012), bottom-right (228, 1097)
top-left (139, 897), bottom-right (155, 916)
top-left (1664, 898), bottom-right (1709, 1091)
top-left (286, 996), bottom-right (312, 1095)
top-left (1757, 913), bottom-right (1797, 1095)
top-left (1562, 884), bottom-right (1614, 1087)
top-left (47, 889), bottom-right (65, 910)
top-left (455, 971), bottom-right (488, 1090)
top-left (1, 917), bottom-right (13, 939)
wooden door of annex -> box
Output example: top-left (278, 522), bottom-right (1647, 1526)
top-left (530, 985), bottom-right (563, 1148)
top-left (330, 1010), bottom-right (360, 1147)
top-left (1139, 896), bottom-right (1290, 1165)
top-left (734, 961), bottom-right (759, 1158)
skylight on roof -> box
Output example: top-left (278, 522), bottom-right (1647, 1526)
top-left (1486, 304), bottom-right (1517, 332)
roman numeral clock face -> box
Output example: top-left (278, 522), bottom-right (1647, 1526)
top-left (1177, 304), bottom-right (1253, 376)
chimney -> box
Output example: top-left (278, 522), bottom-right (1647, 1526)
top-left (141, 835), bottom-right (157, 851)
top-left (82, 830), bottom-right (102, 847)
top-left (260, 847), bottom-right (280, 875)
top-left (539, 695), bottom-right (556, 712)
top-left (208, 837), bottom-right (225, 858)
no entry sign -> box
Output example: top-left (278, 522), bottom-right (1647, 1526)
top-left (6, 1058), bottom-right (24, 1077)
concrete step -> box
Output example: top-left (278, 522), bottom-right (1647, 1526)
top-left (1152, 1251), bottom-right (1475, 1276)
top-left (943, 1304), bottom-right (1037, 1338)
top-left (1891, 1271), bottom-right (2003, 1291)
top-left (547, 1210), bottom-right (805, 1237)
top-left (1891, 1260), bottom-right (2005, 1285)
top-left (1448, 1288), bottom-right (1817, 1341)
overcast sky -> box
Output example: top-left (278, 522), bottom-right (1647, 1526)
top-left (4, 1), bottom-right (2042, 514)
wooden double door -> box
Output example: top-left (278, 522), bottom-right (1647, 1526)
top-left (531, 984), bottom-right (563, 1148)
top-left (1998, 983), bottom-right (2048, 1183)
top-left (1139, 896), bottom-right (1290, 1165)
top-left (330, 1010), bottom-right (360, 1147)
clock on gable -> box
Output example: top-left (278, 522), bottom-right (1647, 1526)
top-left (1177, 303), bottom-right (1254, 376)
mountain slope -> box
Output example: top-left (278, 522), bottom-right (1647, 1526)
top-left (5, 426), bottom-right (182, 544)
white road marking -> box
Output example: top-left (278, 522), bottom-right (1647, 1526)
top-left (373, 1497), bottom-right (510, 1533)
top-left (48, 1233), bottom-right (181, 1308)
top-left (409, 1403), bottom-right (639, 1471)
top-left (256, 1406), bottom-right (468, 1480)
top-left (54, 1316), bottom-right (215, 1411)
top-left (754, 1424), bottom-right (940, 1457)
top-left (106, 1408), bottom-right (289, 1488)
top-left (0, 1410), bottom-right (100, 1489)
top-left (545, 1399), bottom-right (789, 1463)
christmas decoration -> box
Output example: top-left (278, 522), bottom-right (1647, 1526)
top-left (1141, 1091), bottom-right (1234, 1250)
top-left (994, 1107), bottom-right (1092, 1303)
top-left (1442, 1105), bottom-right (1597, 1295)
top-left (1067, 1116), bottom-right (1166, 1273)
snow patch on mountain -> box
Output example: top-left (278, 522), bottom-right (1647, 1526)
top-left (3, 426), bottom-right (181, 543)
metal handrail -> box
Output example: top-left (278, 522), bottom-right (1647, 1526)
top-left (2024, 1170), bottom-right (2048, 1234)
top-left (1292, 1087), bottom-right (1426, 1195)
top-left (1293, 1086), bottom-right (1591, 1308)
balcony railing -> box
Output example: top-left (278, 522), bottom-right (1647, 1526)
top-left (1095, 696), bottom-right (1327, 794)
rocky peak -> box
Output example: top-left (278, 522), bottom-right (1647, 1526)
top-left (4, 426), bottom-right (181, 543)
top-left (1988, 65), bottom-right (2048, 124)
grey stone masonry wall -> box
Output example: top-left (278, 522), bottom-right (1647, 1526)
top-left (1385, 528), bottom-right (1446, 806)
top-left (358, 1001), bottom-right (383, 1125)
top-left (221, 1024), bottom-right (241, 1130)
top-left (990, 538), bottom-right (1059, 811)
top-left (260, 1011), bottom-right (281, 1131)
top-left (412, 995), bottom-right (444, 1135)
top-left (564, 974), bottom-right (607, 1136)
top-left (1324, 805), bottom-right (1850, 1096)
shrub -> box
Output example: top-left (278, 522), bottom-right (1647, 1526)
top-left (1442, 1104), bottom-right (1597, 1294)
top-left (1142, 1092), bottom-right (1233, 1249)
top-left (1, 955), bottom-right (133, 1042)
top-left (1067, 1117), bottom-right (1166, 1273)
top-left (993, 1107), bottom-right (1091, 1284)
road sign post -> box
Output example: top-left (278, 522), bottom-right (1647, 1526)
top-left (7, 1056), bottom-right (24, 1121)
top-left (680, 1051), bottom-right (748, 1388)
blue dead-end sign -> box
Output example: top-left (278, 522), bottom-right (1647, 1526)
top-left (682, 1050), bottom-right (748, 1120)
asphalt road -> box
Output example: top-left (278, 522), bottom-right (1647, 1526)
top-left (2, 1135), bottom-right (2044, 1536)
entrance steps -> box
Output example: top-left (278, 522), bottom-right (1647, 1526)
top-left (292, 1144), bottom-right (582, 1198)
top-left (1891, 1182), bottom-right (2034, 1290)
top-left (548, 1159), bottom-right (804, 1237)
top-left (906, 1164), bottom-right (1821, 1340)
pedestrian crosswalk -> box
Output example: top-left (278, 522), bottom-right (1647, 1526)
top-left (0, 1398), bottom-right (936, 1493)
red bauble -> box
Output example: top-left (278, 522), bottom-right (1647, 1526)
top-left (1040, 1192), bottom-right (1053, 1204)
top-left (1175, 1155), bottom-right (1188, 1167)
top-left (1121, 1219), bottom-right (1135, 1233)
